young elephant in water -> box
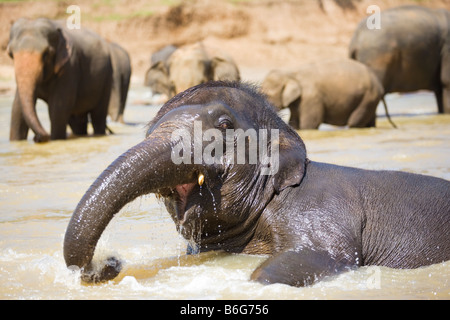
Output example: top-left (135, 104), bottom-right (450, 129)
top-left (262, 59), bottom-right (394, 129)
top-left (64, 81), bottom-right (450, 287)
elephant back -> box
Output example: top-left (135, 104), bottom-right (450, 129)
top-left (168, 42), bottom-right (240, 94)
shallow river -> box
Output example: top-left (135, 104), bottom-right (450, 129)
top-left (0, 87), bottom-right (449, 299)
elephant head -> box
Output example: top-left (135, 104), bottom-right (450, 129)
top-left (144, 45), bottom-right (178, 98)
top-left (261, 70), bottom-right (302, 111)
top-left (7, 18), bottom-right (72, 142)
top-left (144, 61), bottom-right (175, 98)
top-left (168, 43), bottom-right (211, 94)
top-left (145, 43), bottom-right (241, 101)
top-left (64, 81), bottom-right (307, 282)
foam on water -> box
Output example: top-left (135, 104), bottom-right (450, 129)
top-left (1, 242), bottom-right (449, 299)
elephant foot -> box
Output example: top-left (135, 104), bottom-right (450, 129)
top-left (33, 133), bottom-right (50, 143)
top-left (81, 256), bottom-right (122, 284)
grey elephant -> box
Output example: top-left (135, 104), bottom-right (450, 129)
top-left (350, 5), bottom-right (450, 114)
top-left (262, 59), bottom-right (394, 130)
top-left (7, 18), bottom-right (113, 142)
top-left (145, 42), bottom-right (240, 99)
top-left (108, 41), bottom-right (131, 124)
top-left (64, 81), bottom-right (449, 287)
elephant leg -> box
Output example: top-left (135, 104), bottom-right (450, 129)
top-left (347, 97), bottom-right (378, 128)
top-left (90, 109), bottom-right (107, 136)
top-left (288, 102), bottom-right (300, 129)
top-left (434, 86), bottom-right (450, 114)
top-left (91, 92), bottom-right (111, 136)
top-left (299, 101), bottom-right (323, 130)
top-left (92, 77), bottom-right (112, 135)
top-left (119, 77), bottom-right (130, 123)
top-left (251, 248), bottom-right (351, 287)
top-left (69, 114), bottom-right (88, 136)
top-left (434, 87), bottom-right (444, 114)
top-left (108, 83), bottom-right (120, 122)
top-left (440, 48), bottom-right (450, 114)
top-left (49, 109), bottom-right (69, 140)
top-left (10, 90), bottom-right (29, 141)
top-left (300, 117), bottom-right (322, 130)
top-left (91, 95), bottom-right (109, 135)
top-left (443, 87), bottom-right (450, 114)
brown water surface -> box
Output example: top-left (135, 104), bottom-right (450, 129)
top-left (0, 89), bottom-right (449, 299)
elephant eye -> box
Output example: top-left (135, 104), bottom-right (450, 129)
top-left (216, 115), bottom-right (233, 130)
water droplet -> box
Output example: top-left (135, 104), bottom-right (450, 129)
top-left (203, 182), bottom-right (218, 214)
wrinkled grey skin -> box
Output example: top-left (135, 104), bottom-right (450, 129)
top-left (108, 42), bottom-right (131, 123)
top-left (7, 18), bottom-right (113, 142)
top-left (350, 5), bottom-right (450, 114)
top-left (144, 42), bottom-right (240, 99)
top-left (262, 59), bottom-right (392, 129)
top-left (64, 81), bottom-right (450, 286)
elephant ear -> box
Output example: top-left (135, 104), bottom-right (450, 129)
top-left (146, 61), bottom-right (173, 95)
top-left (282, 79), bottom-right (301, 107)
top-left (54, 28), bottom-right (72, 74)
top-left (270, 127), bottom-right (307, 194)
top-left (151, 60), bottom-right (168, 73)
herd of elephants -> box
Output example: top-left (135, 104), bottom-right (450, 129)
top-left (6, 5), bottom-right (450, 287)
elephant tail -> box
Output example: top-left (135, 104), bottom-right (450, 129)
top-left (382, 97), bottom-right (397, 129)
top-left (106, 125), bottom-right (114, 135)
top-left (349, 47), bottom-right (357, 60)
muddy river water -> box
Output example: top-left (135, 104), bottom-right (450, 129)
top-left (0, 87), bottom-right (449, 299)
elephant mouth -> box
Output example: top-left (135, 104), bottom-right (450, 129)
top-left (174, 182), bottom-right (198, 222)
top-left (161, 171), bottom-right (206, 224)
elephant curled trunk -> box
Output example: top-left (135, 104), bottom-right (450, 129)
top-left (63, 129), bottom-right (199, 282)
top-left (13, 51), bottom-right (50, 142)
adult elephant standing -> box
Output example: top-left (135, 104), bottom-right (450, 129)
top-left (7, 18), bottom-right (113, 142)
top-left (349, 5), bottom-right (450, 114)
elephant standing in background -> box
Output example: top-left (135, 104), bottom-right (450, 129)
top-left (262, 59), bottom-right (393, 130)
top-left (108, 42), bottom-right (131, 124)
top-left (350, 5), bottom-right (450, 114)
top-left (7, 18), bottom-right (113, 142)
top-left (145, 42), bottom-right (240, 99)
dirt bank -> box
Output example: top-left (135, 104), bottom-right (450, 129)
top-left (1, 0), bottom-right (449, 92)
